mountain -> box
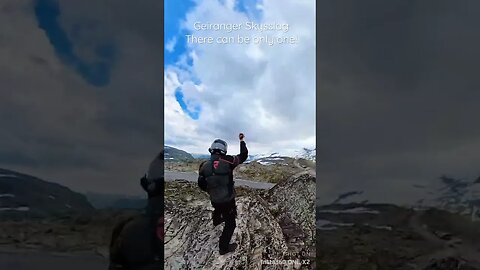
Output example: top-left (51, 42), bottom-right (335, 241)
top-left (317, 203), bottom-right (480, 269)
top-left (164, 146), bottom-right (195, 161)
top-left (168, 145), bottom-right (316, 163)
top-left (324, 175), bottom-right (480, 222)
top-left (294, 148), bottom-right (316, 161)
top-left (0, 168), bottom-right (94, 218)
top-left (415, 175), bottom-right (480, 220)
top-left (85, 192), bottom-right (147, 209)
top-left (245, 152), bottom-right (291, 165)
top-left (191, 153), bottom-right (210, 159)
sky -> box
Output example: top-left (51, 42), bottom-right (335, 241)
top-left (164, 0), bottom-right (316, 156)
top-left (0, 0), bottom-right (162, 195)
top-left (317, 0), bottom-right (480, 205)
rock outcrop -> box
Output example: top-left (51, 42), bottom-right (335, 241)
top-left (165, 195), bottom-right (288, 269)
top-left (266, 173), bottom-right (316, 247)
top-left (316, 203), bottom-right (480, 269)
top-left (164, 170), bottom-right (316, 269)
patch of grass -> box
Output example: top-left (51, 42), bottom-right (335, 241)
top-left (165, 160), bottom-right (206, 172)
top-left (164, 181), bottom-right (263, 203)
top-left (236, 162), bottom-right (302, 183)
top-left (166, 159), bottom-right (310, 184)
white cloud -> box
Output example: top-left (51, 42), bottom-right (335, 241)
top-left (165, 0), bottom-right (315, 155)
top-left (165, 37), bottom-right (177, 52)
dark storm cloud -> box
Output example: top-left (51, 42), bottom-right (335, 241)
top-left (0, 0), bottom-right (162, 195)
top-left (317, 0), bottom-right (480, 204)
top-left (34, 0), bottom-right (116, 86)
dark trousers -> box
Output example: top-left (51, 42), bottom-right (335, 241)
top-left (211, 199), bottom-right (237, 251)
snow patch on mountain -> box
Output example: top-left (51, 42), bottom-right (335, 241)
top-left (0, 206), bottom-right (30, 212)
top-left (317, 207), bottom-right (380, 215)
top-left (414, 176), bottom-right (480, 221)
top-left (294, 148), bottom-right (316, 161)
top-left (0, 174), bottom-right (18, 178)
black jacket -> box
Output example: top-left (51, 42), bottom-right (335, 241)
top-left (198, 141), bottom-right (248, 203)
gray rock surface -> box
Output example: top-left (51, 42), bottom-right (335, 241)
top-left (164, 170), bottom-right (316, 270)
top-left (165, 196), bottom-right (288, 269)
top-left (266, 173), bottom-right (316, 246)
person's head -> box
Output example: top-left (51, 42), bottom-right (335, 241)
top-left (147, 150), bottom-right (164, 181)
top-left (208, 139), bottom-right (228, 155)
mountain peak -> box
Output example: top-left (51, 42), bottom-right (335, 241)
top-left (0, 168), bottom-right (93, 218)
top-left (164, 145), bottom-right (195, 161)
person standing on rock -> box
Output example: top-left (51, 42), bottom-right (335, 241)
top-left (140, 151), bottom-right (164, 261)
top-left (198, 133), bottom-right (249, 255)
top-left (109, 151), bottom-right (164, 270)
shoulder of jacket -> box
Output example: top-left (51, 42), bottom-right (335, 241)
top-left (199, 160), bottom-right (209, 171)
top-left (223, 155), bottom-right (236, 161)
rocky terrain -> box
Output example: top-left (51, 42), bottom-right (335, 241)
top-left (0, 208), bottom-right (141, 256)
top-left (0, 168), bottom-right (145, 266)
top-left (164, 170), bottom-right (316, 269)
top-left (316, 203), bottom-right (480, 270)
top-left (235, 158), bottom-right (306, 184)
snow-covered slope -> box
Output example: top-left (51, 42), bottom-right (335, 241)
top-left (294, 148), bottom-right (316, 161)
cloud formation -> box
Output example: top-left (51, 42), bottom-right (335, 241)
top-left (0, 0), bottom-right (162, 195)
top-left (317, 0), bottom-right (480, 205)
top-left (165, 0), bottom-right (316, 155)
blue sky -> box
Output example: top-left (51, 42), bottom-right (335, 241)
top-left (165, 0), bottom-right (200, 119)
top-left (164, 0), bottom-right (192, 66)
top-left (164, 0), bottom-right (263, 121)
top-left (165, 0), bottom-right (262, 67)
top-left (164, 0), bottom-right (316, 155)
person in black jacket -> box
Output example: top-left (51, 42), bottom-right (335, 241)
top-left (109, 151), bottom-right (164, 270)
top-left (198, 133), bottom-right (248, 255)
top-left (140, 151), bottom-right (164, 261)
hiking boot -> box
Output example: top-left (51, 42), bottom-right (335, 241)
top-left (219, 243), bottom-right (238, 255)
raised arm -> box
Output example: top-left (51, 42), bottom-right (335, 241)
top-left (237, 140), bottom-right (248, 164)
top-left (229, 133), bottom-right (248, 169)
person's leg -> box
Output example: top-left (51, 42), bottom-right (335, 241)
top-left (219, 200), bottom-right (237, 253)
top-left (212, 203), bottom-right (224, 226)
